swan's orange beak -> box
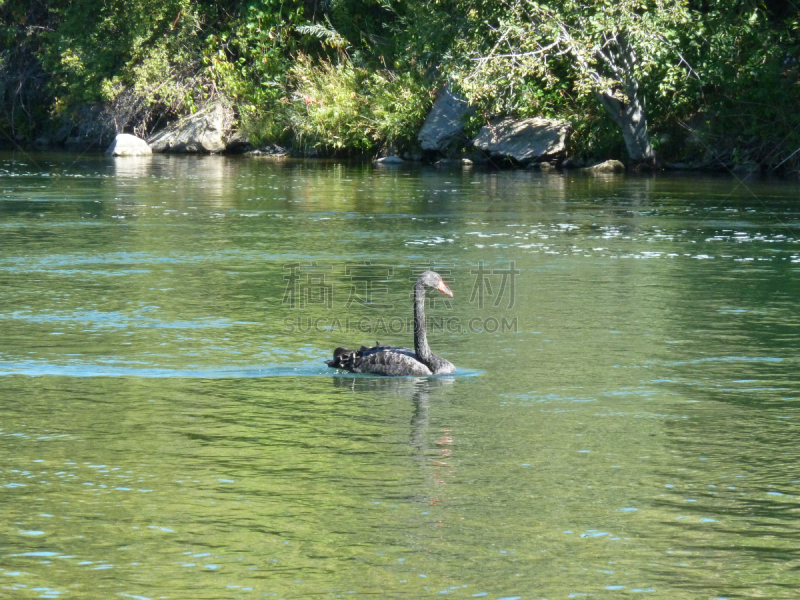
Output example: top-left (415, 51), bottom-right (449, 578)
top-left (437, 281), bottom-right (454, 297)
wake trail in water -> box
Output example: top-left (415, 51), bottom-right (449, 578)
top-left (0, 361), bottom-right (481, 379)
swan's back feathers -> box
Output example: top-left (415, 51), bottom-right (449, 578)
top-left (352, 348), bottom-right (433, 376)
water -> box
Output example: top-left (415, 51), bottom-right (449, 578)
top-left (2, 152), bottom-right (800, 599)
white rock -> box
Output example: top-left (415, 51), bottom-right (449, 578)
top-left (374, 156), bottom-right (404, 164)
top-left (106, 133), bottom-right (152, 156)
top-left (584, 159), bottom-right (625, 173)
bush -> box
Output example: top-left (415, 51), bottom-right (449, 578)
top-left (286, 54), bottom-right (432, 154)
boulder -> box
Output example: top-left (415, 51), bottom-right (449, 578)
top-left (434, 157), bottom-right (473, 167)
top-left (247, 145), bottom-right (289, 157)
top-left (374, 155), bottom-right (404, 164)
top-left (418, 86), bottom-right (472, 151)
top-left (148, 103), bottom-right (234, 154)
top-left (473, 117), bottom-right (569, 163)
top-left (584, 159), bottom-right (625, 173)
top-left (106, 133), bottom-right (152, 156)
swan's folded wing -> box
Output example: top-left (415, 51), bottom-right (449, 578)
top-left (357, 344), bottom-right (413, 358)
top-left (353, 350), bottom-right (432, 376)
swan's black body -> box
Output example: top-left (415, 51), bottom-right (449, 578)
top-left (326, 271), bottom-right (456, 376)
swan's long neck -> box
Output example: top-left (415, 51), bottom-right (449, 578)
top-left (413, 280), bottom-right (432, 362)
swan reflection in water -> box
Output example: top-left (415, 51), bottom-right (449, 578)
top-left (329, 375), bottom-right (454, 448)
top-left (329, 376), bottom-right (457, 509)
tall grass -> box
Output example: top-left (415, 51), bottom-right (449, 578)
top-left (285, 55), bottom-right (432, 154)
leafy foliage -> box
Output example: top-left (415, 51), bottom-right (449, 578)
top-left (1, 0), bottom-right (799, 167)
top-left (286, 54), bottom-right (431, 153)
top-left (448, 0), bottom-right (699, 162)
top-left (0, 0), bottom-right (55, 140)
top-left (684, 0), bottom-right (800, 168)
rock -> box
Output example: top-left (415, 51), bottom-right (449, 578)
top-left (473, 117), bottom-right (569, 163)
top-left (106, 133), bottom-right (152, 156)
top-left (467, 152), bottom-right (489, 165)
top-left (418, 86), bottom-right (472, 151)
top-left (224, 130), bottom-right (252, 154)
top-left (528, 161), bottom-right (554, 171)
top-left (584, 159), bottom-right (626, 173)
top-left (148, 103), bottom-right (234, 154)
top-left (247, 145), bottom-right (289, 157)
top-left (374, 156), bottom-right (404, 164)
top-left (561, 156), bottom-right (585, 169)
top-left (434, 158), bottom-right (473, 168)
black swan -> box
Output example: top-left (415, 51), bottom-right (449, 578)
top-left (326, 270), bottom-right (456, 376)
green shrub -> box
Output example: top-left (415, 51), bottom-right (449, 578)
top-left (238, 100), bottom-right (291, 146)
top-left (286, 55), bottom-right (431, 153)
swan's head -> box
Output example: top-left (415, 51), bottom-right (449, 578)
top-left (326, 346), bottom-right (354, 367)
top-left (418, 270), bottom-right (453, 297)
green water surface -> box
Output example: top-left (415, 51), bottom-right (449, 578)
top-left (2, 153), bottom-right (800, 599)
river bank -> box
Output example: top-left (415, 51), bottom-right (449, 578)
top-left (4, 96), bottom-right (790, 178)
top-left (4, 2), bottom-right (799, 177)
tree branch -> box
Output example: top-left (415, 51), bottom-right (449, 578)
top-left (469, 40), bottom-right (560, 61)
